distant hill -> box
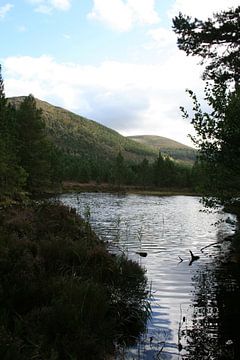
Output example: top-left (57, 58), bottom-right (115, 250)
top-left (9, 97), bottom-right (158, 163)
top-left (9, 97), bottom-right (196, 166)
top-left (128, 135), bottom-right (192, 149)
top-left (128, 135), bottom-right (196, 164)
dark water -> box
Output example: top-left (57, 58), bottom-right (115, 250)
top-left (58, 193), bottom-right (240, 359)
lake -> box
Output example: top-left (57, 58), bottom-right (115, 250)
top-left (58, 193), bottom-right (239, 359)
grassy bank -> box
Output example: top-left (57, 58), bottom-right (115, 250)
top-left (0, 202), bottom-right (150, 359)
top-left (62, 181), bottom-right (199, 196)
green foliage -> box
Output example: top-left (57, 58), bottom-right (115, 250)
top-left (128, 135), bottom-right (196, 164)
top-left (110, 150), bottom-right (192, 189)
top-left (3, 78), bottom-right (196, 192)
top-left (0, 68), bottom-right (62, 199)
top-left (183, 85), bottom-right (240, 207)
top-left (153, 151), bottom-right (165, 186)
top-left (138, 158), bottom-right (151, 188)
top-left (16, 95), bottom-right (59, 193)
top-left (174, 5), bottom-right (240, 207)
top-left (113, 151), bottom-right (125, 188)
top-left (173, 6), bottom-right (240, 86)
top-left (0, 67), bottom-right (27, 199)
top-left (9, 97), bottom-right (158, 164)
top-left (7, 95), bottom-right (193, 189)
top-left (0, 202), bottom-right (150, 359)
top-left (190, 160), bottom-right (208, 192)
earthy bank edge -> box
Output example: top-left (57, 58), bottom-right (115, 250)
top-left (0, 202), bottom-right (150, 360)
top-left (62, 181), bottom-right (200, 197)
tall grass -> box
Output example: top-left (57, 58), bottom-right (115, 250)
top-left (0, 202), bottom-right (150, 359)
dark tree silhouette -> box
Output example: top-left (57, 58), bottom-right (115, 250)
top-left (173, 5), bottom-right (240, 208)
top-left (173, 6), bottom-right (240, 87)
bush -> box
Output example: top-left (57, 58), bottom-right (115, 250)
top-left (0, 202), bottom-right (149, 359)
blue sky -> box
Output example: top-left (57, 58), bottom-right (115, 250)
top-left (1, 0), bottom-right (238, 145)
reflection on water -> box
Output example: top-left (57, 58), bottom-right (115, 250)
top-left (183, 258), bottom-right (240, 360)
top-left (58, 193), bottom-right (238, 359)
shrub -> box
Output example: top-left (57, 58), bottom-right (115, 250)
top-left (0, 202), bottom-right (150, 359)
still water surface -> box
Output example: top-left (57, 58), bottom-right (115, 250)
top-left (58, 193), bottom-right (239, 359)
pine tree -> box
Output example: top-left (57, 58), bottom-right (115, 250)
top-left (16, 95), bottom-right (52, 192)
top-left (0, 66), bottom-right (26, 198)
top-left (173, 6), bottom-right (240, 207)
top-left (153, 151), bottom-right (165, 187)
top-left (173, 6), bottom-right (240, 87)
top-left (114, 151), bottom-right (125, 189)
top-left (139, 158), bottom-right (150, 188)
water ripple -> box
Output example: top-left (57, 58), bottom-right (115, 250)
top-left (58, 193), bottom-right (237, 359)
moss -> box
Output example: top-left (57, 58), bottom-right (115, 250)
top-left (0, 202), bottom-right (150, 359)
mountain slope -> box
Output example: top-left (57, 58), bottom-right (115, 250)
top-left (9, 97), bottom-right (196, 165)
top-left (128, 135), bottom-right (191, 149)
top-left (9, 97), bottom-right (158, 163)
top-left (128, 135), bottom-right (196, 163)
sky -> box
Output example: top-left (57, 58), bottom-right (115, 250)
top-left (0, 0), bottom-right (238, 146)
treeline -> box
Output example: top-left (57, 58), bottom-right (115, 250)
top-left (161, 148), bottom-right (196, 162)
top-left (61, 151), bottom-right (192, 188)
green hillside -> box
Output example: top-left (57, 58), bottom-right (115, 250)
top-left (9, 97), bottom-right (158, 163)
top-left (9, 97), bottom-right (196, 164)
top-left (128, 135), bottom-right (196, 163)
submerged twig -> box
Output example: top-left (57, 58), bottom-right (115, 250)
top-left (189, 250), bottom-right (200, 266)
top-left (136, 251), bottom-right (148, 257)
top-left (200, 236), bottom-right (232, 252)
top-left (155, 341), bottom-right (165, 359)
top-left (201, 241), bottom-right (219, 252)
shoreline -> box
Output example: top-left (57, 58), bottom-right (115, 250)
top-left (1, 183), bottom-right (200, 206)
top-left (62, 181), bottom-right (200, 197)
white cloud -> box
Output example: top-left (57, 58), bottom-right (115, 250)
top-left (146, 27), bottom-right (176, 51)
top-left (87, 0), bottom-right (134, 32)
top-left (0, 3), bottom-right (14, 19)
top-left (51, 0), bottom-right (71, 11)
top-left (28, 0), bottom-right (71, 13)
top-left (127, 0), bottom-right (160, 25)
top-left (3, 53), bottom-right (204, 146)
top-left (88, 0), bottom-right (160, 32)
top-left (169, 0), bottom-right (239, 19)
